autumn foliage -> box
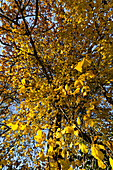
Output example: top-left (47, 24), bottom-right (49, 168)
top-left (0, 0), bottom-right (113, 169)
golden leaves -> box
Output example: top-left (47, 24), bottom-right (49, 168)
top-left (34, 130), bottom-right (46, 144)
top-left (91, 144), bottom-right (106, 169)
top-left (75, 58), bottom-right (91, 72)
top-left (74, 80), bottom-right (83, 88)
top-left (48, 145), bottom-right (53, 155)
top-left (85, 70), bottom-right (95, 79)
top-left (97, 145), bottom-right (105, 150)
top-left (91, 144), bottom-right (104, 160)
top-left (0, 160), bottom-right (7, 166)
top-left (88, 119), bottom-right (95, 127)
top-left (56, 129), bottom-right (62, 138)
top-left (64, 126), bottom-right (74, 134)
top-left (75, 61), bottom-right (83, 72)
top-left (75, 159), bottom-right (81, 166)
top-left (58, 159), bottom-right (70, 170)
top-left (20, 124), bottom-right (26, 131)
top-left (7, 122), bottom-right (18, 131)
top-left (20, 86), bottom-right (26, 93)
top-left (109, 157), bottom-right (113, 169)
top-left (65, 84), bottom-right (70, 92)
top-left (74, 130), bottom-right (79, 136)
top-left (77, 117), bottom-right (81, 125)
top-left (62, 125), bottom-right (79, 138)
top-left (79, 143), bottom-right (88, 153)
top-left (50, 160), bottom-right (58, 169)
top-left (21, 78), bottom-right (26, 85)
top-left (0, 0), bottom-right (113, 169)
top-left (103, 140), bottom-right (113, 151)
top-left (98, 159), bottom-right (106, 169)
top-left (68, 167), bottom-right (73, 170)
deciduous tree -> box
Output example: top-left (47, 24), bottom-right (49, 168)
top-left (0, 0), bottom-right (113, 169)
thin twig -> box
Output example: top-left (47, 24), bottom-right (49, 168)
top-left (0, 13), bottom-right (20, 26)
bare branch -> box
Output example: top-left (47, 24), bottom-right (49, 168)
top-left (42, 23), bottom-right (55, 33)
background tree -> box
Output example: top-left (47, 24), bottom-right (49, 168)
top-left (0, 0), bottom-right (113, 169)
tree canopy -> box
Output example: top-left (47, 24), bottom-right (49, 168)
top-left (0, 0), bottom-right (113, 169)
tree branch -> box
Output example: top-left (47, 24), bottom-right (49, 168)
top-left (0, 26), bottom-right (12, 32)
top-left (32, 0), bottom-right (38, 30)
top-left (99, 84), bottom-right (113, 105)
top-left (14, 0), bottom-right (53, 84)
top-left (0, 13), bottom-right (20, 26)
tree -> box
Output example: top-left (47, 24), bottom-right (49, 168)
top-left (0, 0), bottom-right (113, 169)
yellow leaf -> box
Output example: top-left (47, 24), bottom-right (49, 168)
top-left (65, 84), bottom-right (69, 91)
top-left (98, 145), bottom-right (105, 150)
top-left (64, 126), bottom-right (74, 134)
top-left (79, 143), bottom-right (88, 153)
top-left (74, 80), bottom-right (83, 88)
top-left (74, 142), bottom-right (79, 146)
top-left (109, 157), bottom-right (113, 169)
top-left (82, 58), bottom-right (91, 68)
top-left (37, 129), bottom-right (42, 136)
top-left (86, 70), bottom-right (95, 78)
top-left (83, 91), bottom-right (87, 96)
top-left (97, 46), bottom-right (104, 52)
top-left (74, 130), bottom-right (79, 136)
top-left (75, 58), bottom-right (90, 72)
top-left (56, 131), bottom-right (62, 138)
top-left (77, 117), bottom-right (81, 125)
top-left (75, 159), bottom-right (81, 166)
top-left (103, 140), bottom-right (113, 151)
top-left (7, 123), bottom-right (18, 131)
top-left (20, 85), bottom-right (26, 93)
top-left (88, 119), bottom-right (95, 127)
top-left (48, 145), bottom-right (53, 154)
top-left (12, 124), bottom-right (18, 130)
top-left (75, 61), bottom-right (83, 72)
top-left (74, 88), bottom-right (80, 94)
top-left (0, 159), bottom-right (7, 165)
top-left (83, 115), bottom-right (87, 121)
top-left (20, 124), bottom-right (26, 131)
top-left (94, 136), bottom-right (97, 141)
top-left (98, 159), bottom-right (106, 169)
top-left (61, 148), bottom-right (66, 158)
top-left (60, 50), bottom-right (63, 54)
top-left (62, 89), bottom-right (67, 96)
top-left (58, 159), bottom-right (70, 169)
top-left (21, 78), bottom-right (25, 85)
top-left (76, 97), bottom-right (81, 105)
top-left (34, 130), bottom-right (46, 143)
top-left (56, 141), bottom-right (61, 148)
top-left (50, 161), bottom-right (58, 169)
top-left (68, 167), bottom-right (73, 170)
top-left (91, 144), bottom-right (104, 160)
top-left (89, 105), bottom-right (95, 110)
